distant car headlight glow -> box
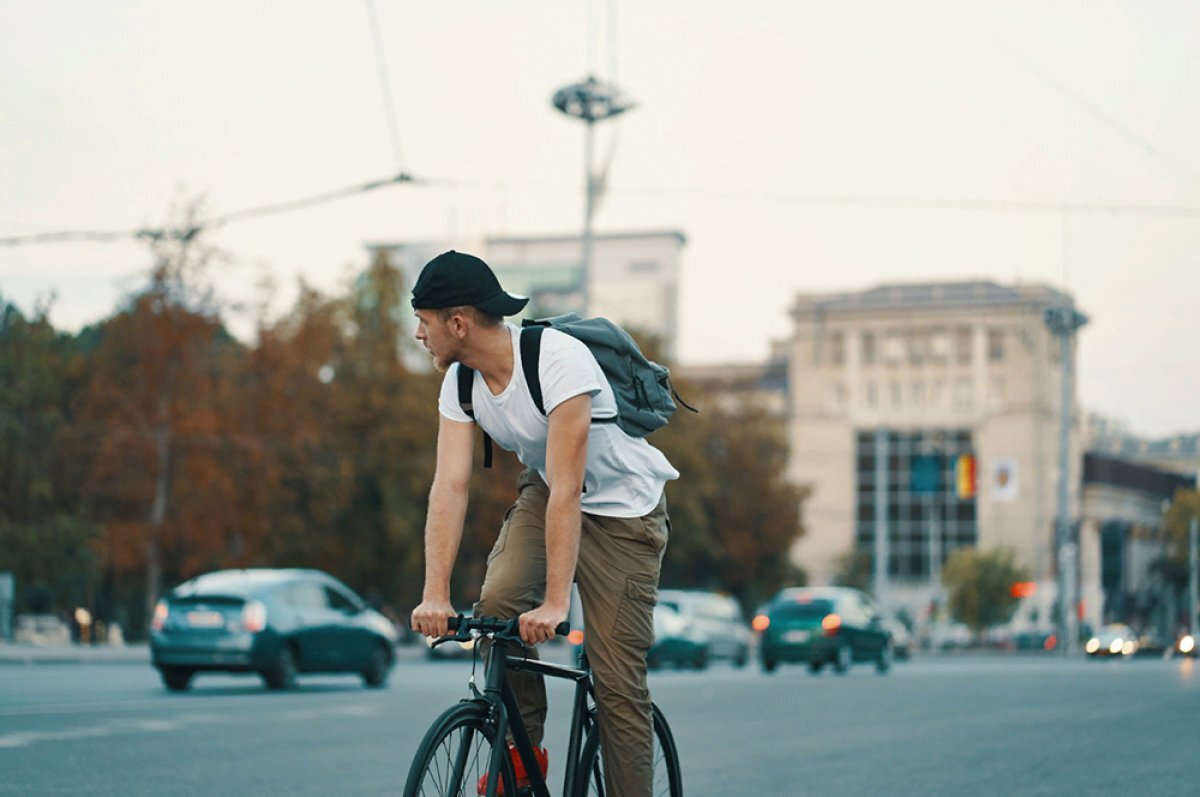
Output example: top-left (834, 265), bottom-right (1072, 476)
top-left (1109, 639), bottom-right (1123, 655)
top-left (1120, 640), bottom-right (1136, 656)
top-left (1180, 635), bottom-right (1196, 654)
top-left (1085, 638), bottom-right (1100, 654)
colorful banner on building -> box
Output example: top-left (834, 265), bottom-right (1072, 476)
top-left (955, 454), bottom-right (977, 499)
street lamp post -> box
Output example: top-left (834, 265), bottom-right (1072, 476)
top-left (551, 76), bottom-right (635, 315)
top-left (1044, 304), bottom-right (1088, 653)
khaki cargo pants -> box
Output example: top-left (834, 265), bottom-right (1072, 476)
top-left (475, 468), bottom-right (669, 797)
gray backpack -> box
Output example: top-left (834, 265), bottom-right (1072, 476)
top-left (457, 313), bottom-right (696, 467)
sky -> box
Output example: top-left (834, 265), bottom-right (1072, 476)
top-left (2, 1), bottom-right (1198, 438)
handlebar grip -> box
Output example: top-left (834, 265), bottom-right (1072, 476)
top-left (444, 614), bottom-right (570, 638)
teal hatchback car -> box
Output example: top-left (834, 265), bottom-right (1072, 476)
top-left (150, 569), bottom-right (397, 692)
top-left (754, 587), bottom-right (892, 675)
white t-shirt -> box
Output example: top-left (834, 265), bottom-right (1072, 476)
top-left (438, 325), bottom-right (679, 517)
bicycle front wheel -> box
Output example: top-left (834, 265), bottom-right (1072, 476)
top-left (575, 702), bottom-right (682, 797)
top-left (404, 701), bottom-right (516, 797)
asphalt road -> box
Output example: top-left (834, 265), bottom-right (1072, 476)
top-left (1, 649), bottom-right (1197, 797)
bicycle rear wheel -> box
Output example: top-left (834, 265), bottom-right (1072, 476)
top-left (404, 701), bottom-right (516, 797)
top-left (575, 702), bottom-right (682, 797)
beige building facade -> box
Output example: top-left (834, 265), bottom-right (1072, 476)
top-left (786, 281), bottom-right (1082, 621)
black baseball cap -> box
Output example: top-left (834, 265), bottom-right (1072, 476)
top-left (410, 250), bottom-right (529, 316)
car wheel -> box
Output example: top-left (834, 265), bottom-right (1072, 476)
top-left (160, 666), bottom-right (194, 692)
top-left (693, 648), bottom-right (709, 671)
top-left (263, 644), bottom-right (298, 690)
top-left (833, 644), bottom-right (852, 675)
top-left (876, 643), bottom-right (892, 674)
top-left (807, 660), bottom-right (823, 675)
top-left (361, 643), bottom-right (391, 688)
top-left (761, 656), bottom-right (778, 674)
top-left (733, 646), bottom-right (749, 669)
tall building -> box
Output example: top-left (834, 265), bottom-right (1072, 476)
top-left (367, 230), bottom-right (686, 362)
top-left (785, 281), bottom-right (1081, 620)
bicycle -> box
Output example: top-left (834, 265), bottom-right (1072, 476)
top-left (404, 614), bottom-right (683, 797)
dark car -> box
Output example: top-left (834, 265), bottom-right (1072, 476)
top-left (754, 587), bottom-right (892, 675)
top-left (150, 568), bottom-right (397, 692)
top-left (658, 589), bottom-right (752, 668)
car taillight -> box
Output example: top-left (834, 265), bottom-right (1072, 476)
top-left (151, 601), bottom-right (168, 632)
top-left (752, 614), bottom-right (770, 632)
top-left (242, 600), bottom-right (268, 633)
top-left (821, 613), bottom-right (842, 636)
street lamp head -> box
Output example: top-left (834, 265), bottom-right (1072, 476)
top-left (552, 76), bottom-right (636, 123)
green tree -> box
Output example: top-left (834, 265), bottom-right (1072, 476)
top-left (1158, 488), bottom-right (1200, 592)
top-left (941, 547), bottom-right (1028, 637)
top-left (0, 297), bottom-right (99, 614)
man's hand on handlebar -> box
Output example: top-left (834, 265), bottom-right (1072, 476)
top-left (519, 602), bottom-right (570, 646)
top-left (411, 598), bottom-right (456, 638)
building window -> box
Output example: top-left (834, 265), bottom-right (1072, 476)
top-left (828, 332), bottom-right (845, 366)
top-left (861, 332), bottom-right (876, 365)
top-left (865, 382), bottom-right (878, 408)
top-left (827, 382), bottom-right (848, 412)
top-left (955, 327), bottom-right (973, 365)
top-left (931, 379), bottom-right (945, 406)
top-left (954, 378), bottom-right (973, 409)
top-left (889, 381), bottom-right (903, 408)
top-left (988, 377), bottom-right (1005, 409)
top-left (884, 333), bottom-right (904, 365)
top-left (854, 430), bottom-right (978, 582)
top-left (908, 331), bottom-right (929, 365)
top-left (629, 260), bottom-right (659, 274)
top-left (988, 329), bottom-right (1005, 362)
top-left (930, 330), bottom-right (950, 362)
top-left (911, 381), bottom-right (926, 407)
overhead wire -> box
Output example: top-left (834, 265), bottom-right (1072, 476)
top-left (938, 1), bottom-right (1200, 196)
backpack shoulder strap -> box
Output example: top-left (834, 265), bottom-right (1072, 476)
top-left (520, 325), bottom-right (546, 416)
top-left (456, 364), bottom-right (493, 468)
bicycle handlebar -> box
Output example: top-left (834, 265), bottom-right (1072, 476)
top-left (446, 614), bottom-right (570, 639)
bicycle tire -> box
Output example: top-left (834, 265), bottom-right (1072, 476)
top-left (574, 702), bottom-right (682, 797)
top-left (404, 701), bottom-right (517, 797)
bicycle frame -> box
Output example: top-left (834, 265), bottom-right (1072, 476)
top-left (478, 635), bottom-right (594, 797)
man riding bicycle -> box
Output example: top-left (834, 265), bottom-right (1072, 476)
top-left (409, 250), bottom-right (678, 797)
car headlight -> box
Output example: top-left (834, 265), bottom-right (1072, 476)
top-left (1085, 638), bottom-right (1100, 654)
top-left (1109, 639), bottom-right (1123, 655)
top-left (1180, 635), bottom-right (1195, 655)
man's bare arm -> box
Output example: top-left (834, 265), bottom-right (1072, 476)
top-left (519, 393), bottom-right (591, 645)
top-left (411, 415), bottom-right (475, 638)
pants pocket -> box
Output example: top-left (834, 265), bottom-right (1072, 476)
top-left (613, 577), bottom-right (658, 650)
top-left (486, 503), bottom-right (518, 565)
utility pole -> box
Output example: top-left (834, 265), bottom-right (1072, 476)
top-left (551, 77), bottom-right (635, 315)
top-left (1044, 304), bottom-right (1087, 653)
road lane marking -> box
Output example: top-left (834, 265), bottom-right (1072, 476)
top-left (0, 702), bottom-right (381, 750)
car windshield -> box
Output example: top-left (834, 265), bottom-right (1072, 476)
top-left (770, 599), bottom-right (834, 619)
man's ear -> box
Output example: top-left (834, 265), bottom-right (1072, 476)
top-left (447, 311), bottom-right (470, 339)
